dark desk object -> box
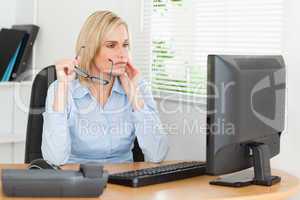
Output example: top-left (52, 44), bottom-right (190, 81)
top-left (27, 158), bottom-right (61, 170)
top-left (0, 28), bottom-right (28, 81)
top-left (10, 24), bottom-right (39, 81)
top-left (108, 161), bottom-right (206, 187)
top-left (24, 65), bottom-right (144, 163)
top-left (2, 163), bottom-right (108, 197)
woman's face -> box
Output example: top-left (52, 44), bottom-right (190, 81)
top-left (93, 24), bottom-right (130, 76)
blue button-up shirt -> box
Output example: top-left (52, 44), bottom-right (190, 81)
top-left (41, 77), bottom-right (169, 165)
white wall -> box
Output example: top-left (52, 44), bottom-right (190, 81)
top-left (34, 0), bottom-right (143, 70)
top-left (271, 0), bottom-right (300, 198)
top-left (15, 0), bottom-right (35, 25)
top-left (0, 0), bottom-right (16, 29)
top-left (156, 99), bottom-right (206, 161)
top-left (272, 0), bottom-right (300, 174)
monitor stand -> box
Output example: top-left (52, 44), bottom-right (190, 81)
top-left (209, 142), bottom-right (281, 187)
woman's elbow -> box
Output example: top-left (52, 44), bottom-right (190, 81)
top-left (147, 139), bottom-right (169, 163)
top-left (41, 143), bottom-right (69, 166)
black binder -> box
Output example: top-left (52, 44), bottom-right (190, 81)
top-left (9, 24), bottom-right (39, 81)
top-left (0, 28), bottom-right (28, 81)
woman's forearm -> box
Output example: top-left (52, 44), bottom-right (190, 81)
top-left (41, 114), bottom-right (71, 166)
top-left (42, 81), bottom-right (71, 165)
top-left (132, 89), bottom-right (145, 111)
top-left (53, 81), bottom-right (69, 112)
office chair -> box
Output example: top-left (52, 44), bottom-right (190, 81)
top-left (24, 65), bottom-right (144, 163)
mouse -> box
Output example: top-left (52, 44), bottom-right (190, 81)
top-left (28, 158), bottom-right (61, 170)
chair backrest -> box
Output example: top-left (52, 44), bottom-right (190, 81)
top-left (24, 65), bottom-right (144, 163)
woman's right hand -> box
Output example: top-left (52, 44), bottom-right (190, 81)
top-left (53, 59), bottom-right (78, 112)
top-left (54, 59), bottom-right (78, 83)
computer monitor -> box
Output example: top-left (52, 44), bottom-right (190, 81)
top-left (206, 55), bottom-right (286, 187)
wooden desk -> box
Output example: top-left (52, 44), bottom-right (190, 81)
top-left (1, 162), bottom-right (300, 200)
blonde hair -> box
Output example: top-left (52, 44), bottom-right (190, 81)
top-left (75, 10), bottom-right (129, 83)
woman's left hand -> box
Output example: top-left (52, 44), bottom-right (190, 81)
top-left (119, 58), bottom-right (145, 111)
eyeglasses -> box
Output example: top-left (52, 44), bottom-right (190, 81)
top-left (74, 46), bottom-right (113, 85)
top-left (27, 158), bottom-right (61, 170)
top-left (74, 63), bottom-right (113, 85)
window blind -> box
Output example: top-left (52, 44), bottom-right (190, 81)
top-left (138, 0), bottom-right (283, 98)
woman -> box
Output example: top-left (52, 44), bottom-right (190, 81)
top-left (41, 10), bottom-right (169, 165)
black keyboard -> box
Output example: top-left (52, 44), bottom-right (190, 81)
top-left (108, 161), bottom-right (206, 187)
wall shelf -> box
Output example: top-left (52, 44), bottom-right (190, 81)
top-left (0, 134), bottom-right (26, 144)
top-left (0, 81), bottom-right (33, 88)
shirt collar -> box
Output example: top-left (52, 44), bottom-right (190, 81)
top-left (111, 77), bottom-right (126, 95)
top-left (72, 77), bottom-right (125, 99)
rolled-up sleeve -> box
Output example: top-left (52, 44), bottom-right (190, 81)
top-left (132, 79), bottom-right (169, 163)
top-left (41, 81), bottom-right (71, 166)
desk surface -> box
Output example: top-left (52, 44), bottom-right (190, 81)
top-left (1, 162), bottom-right (300, 200)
